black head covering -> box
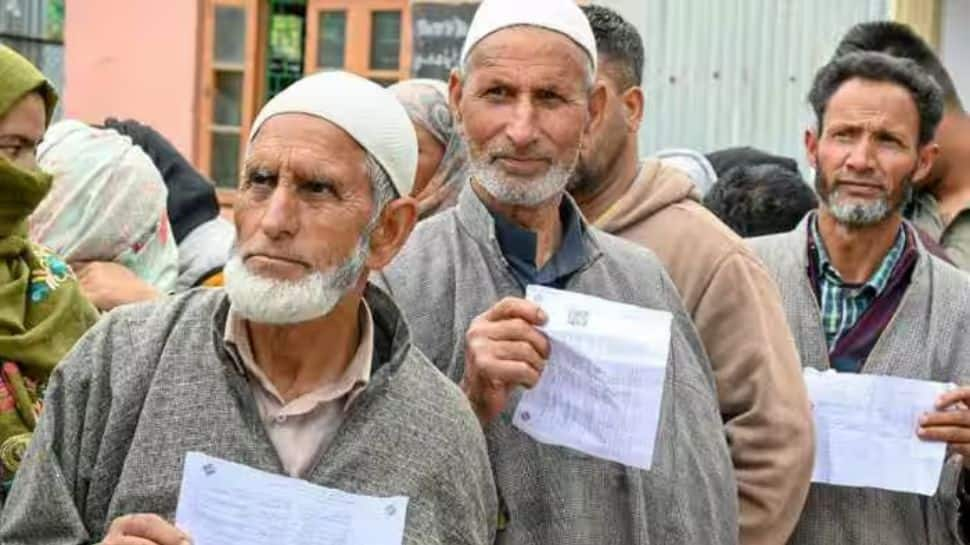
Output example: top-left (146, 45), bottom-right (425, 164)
top-left (705, 146), bottom-right (800, 178)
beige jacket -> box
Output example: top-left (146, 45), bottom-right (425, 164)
top-left (594, 159), bottom-right (814, 545)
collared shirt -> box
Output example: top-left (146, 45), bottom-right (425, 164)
top-left (223, 301), bottom-right (374, 477)
top-left (809, 216), bottom-right (907, 350)
top-left (490, 198), bottom-right (588, 289)
top-left (908, 190), bottom-right (970, 271)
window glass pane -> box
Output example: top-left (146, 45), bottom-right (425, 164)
top-left (267, 6), bottom-right (306, 100)
top-left (213, 71), bottom-right (243, 126)
top-left (211, 133), bottom-right (241, 188)
top-left (317, 11), bottom-right (346, 69)
top-left (214, 5), bottom-right (247, 65)
top-left (370, 11), bottom-right (401, 71)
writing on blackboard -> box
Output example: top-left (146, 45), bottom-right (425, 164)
top-left (413, 48), bottom-right (463, 73)
top-left (411, 2), bottom-right (479, 79)
top-left (415, 16), bottom-right (470, 39)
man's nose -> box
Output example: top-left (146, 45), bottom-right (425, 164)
top-left (504, 97), bottom-right (539, 150)
top-left (844, 138), bottom-right (876, 173)
top-left (258, 186), bottom-right (300, 239)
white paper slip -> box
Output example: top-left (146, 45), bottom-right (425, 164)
top-left (804, 368), bottom-right (953, 496)
top-left (513, 285), bottom-right (673, 470)
top-left (175, 452), bottom-right (408, 545)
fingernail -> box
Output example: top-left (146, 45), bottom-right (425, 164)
top-left (919, 415), bottom-right (927, 425)
top-left (537, 309), bottom-right (548, 323)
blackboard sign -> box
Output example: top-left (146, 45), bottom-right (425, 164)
top-left (411, 2), bottom-right (480, 80)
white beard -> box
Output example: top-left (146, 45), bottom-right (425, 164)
top-left (223, 237), bottom-right (369, 325)
top-left (468, 152), bottom-right (577, 207)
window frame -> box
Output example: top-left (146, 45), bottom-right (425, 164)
top-left (196, 0), bottom-right (411, 210)
top-left (197, 0), bottom-right (267, 204)
top-left (304, 0), bottom-right (412, 84)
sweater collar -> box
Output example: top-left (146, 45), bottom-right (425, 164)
top-left (210, 283), bottom-right (415, 381)
top-left (454, 183), bottom-right (603, 276)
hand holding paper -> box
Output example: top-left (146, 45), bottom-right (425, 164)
top-left (918, 385), bottom-right (970, 468)
top-left (104, 513), bottom-right (190, 545)
top-left (512, 285), bottom-right (672, 470)
top-left (804, 368), bottom-right (952, 496)
top-left (462, 296), bottom-right (550, 424)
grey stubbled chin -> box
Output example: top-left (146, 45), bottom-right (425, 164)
top-left (467, 143), bottom-right (579, 207)
top-left (815, 169), bottom-right (913, 228)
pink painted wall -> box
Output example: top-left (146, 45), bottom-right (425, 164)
top-left (64, 1), bottom-right (200, 161)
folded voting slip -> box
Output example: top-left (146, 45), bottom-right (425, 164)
top-left (175, 452), bottom-right (408, 545)
top-left (513, 285), bottom-right (673, 470)
top-left (804, 368), bottom-right (952, 496)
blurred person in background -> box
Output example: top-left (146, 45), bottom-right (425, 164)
top-left (31, 120), bottom-right (179, 311)
top-left (652, 147), bottom-right (719, 196)
top-left (389, 79), bottom-right (469, 218)
top-left (706, 146), bottom-right (802, 179)
top-left (570, 7), bottom-right (813, 544)
top-left (0, 45), bottom-right (98, 499)
top-left (104, 117), bottom-right (235, 289)
top-left (703, 163), bottom-right (818, 237)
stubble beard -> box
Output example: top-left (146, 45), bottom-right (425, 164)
top-left (814, 168), bottom-right (913, 229)
top-left (467, 142), bottom-right (579, 207)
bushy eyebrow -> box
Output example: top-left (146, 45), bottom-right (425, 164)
top-left (242, 157), bottom-right (344, 187)
top-left (825, 121), bottom-right (911, 143)
top-left (475, 73), bottom-right (575, 97)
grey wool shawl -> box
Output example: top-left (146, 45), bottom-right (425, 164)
top-left (0, 286), bottom-right (498, 545)
top-left (376, 187), bottom-right (739, 545)
top-left (750, 216), bottom-right (970, 545)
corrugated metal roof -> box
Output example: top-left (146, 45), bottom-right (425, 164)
top-left (0, 0), bottom-right (46, 37)
top-left (594, 0), bottom-right (890, 170)
top-left (0, 0), bottom-right (63, 121)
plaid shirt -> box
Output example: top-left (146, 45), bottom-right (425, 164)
top-left (810, 217), bottom-right (907, 349)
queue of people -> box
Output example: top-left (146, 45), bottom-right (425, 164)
top-left (0, 1), bottom-right (969, 544)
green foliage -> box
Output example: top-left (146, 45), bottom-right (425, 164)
top-left (45, 0), bottom-right (64, 41)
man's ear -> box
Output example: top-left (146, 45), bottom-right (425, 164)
top-left (805, 128), bottom-right (820, 170)
top-left (585, 81), bottom-right (608, 138)
top-left (366, 196), bottom-right (418, 271)
top-left (448, 69), bottom-right (464, 125)
top-left (621, 85), bottom-right (644, 133)
top-left (914, 142), bottom-right (941, 182)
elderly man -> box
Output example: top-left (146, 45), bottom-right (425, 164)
top-left (569, 7), bottom-right (813, 545)
top-left (834, 22), bottom-right (970, 271)
top-left (750, 51), bottom-right (970, 544)
top-left (377, 0), bottom-right (738, 543)
top-left (0, 71), bottom-right (496, 545)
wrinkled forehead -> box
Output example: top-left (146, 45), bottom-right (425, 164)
top-left (824, 79), bottom-right (920, 134)
top-left (245, 113), bottom-right (371, 183)
top-left (466, 26), bottom-right (591, 79)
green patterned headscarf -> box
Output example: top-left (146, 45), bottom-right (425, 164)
top-left (0, 158), bottom-right (98, 486)
top-left (0, 45), bottom-right (57, 124)
top-left (0, 46), bottom-right (98, 487)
